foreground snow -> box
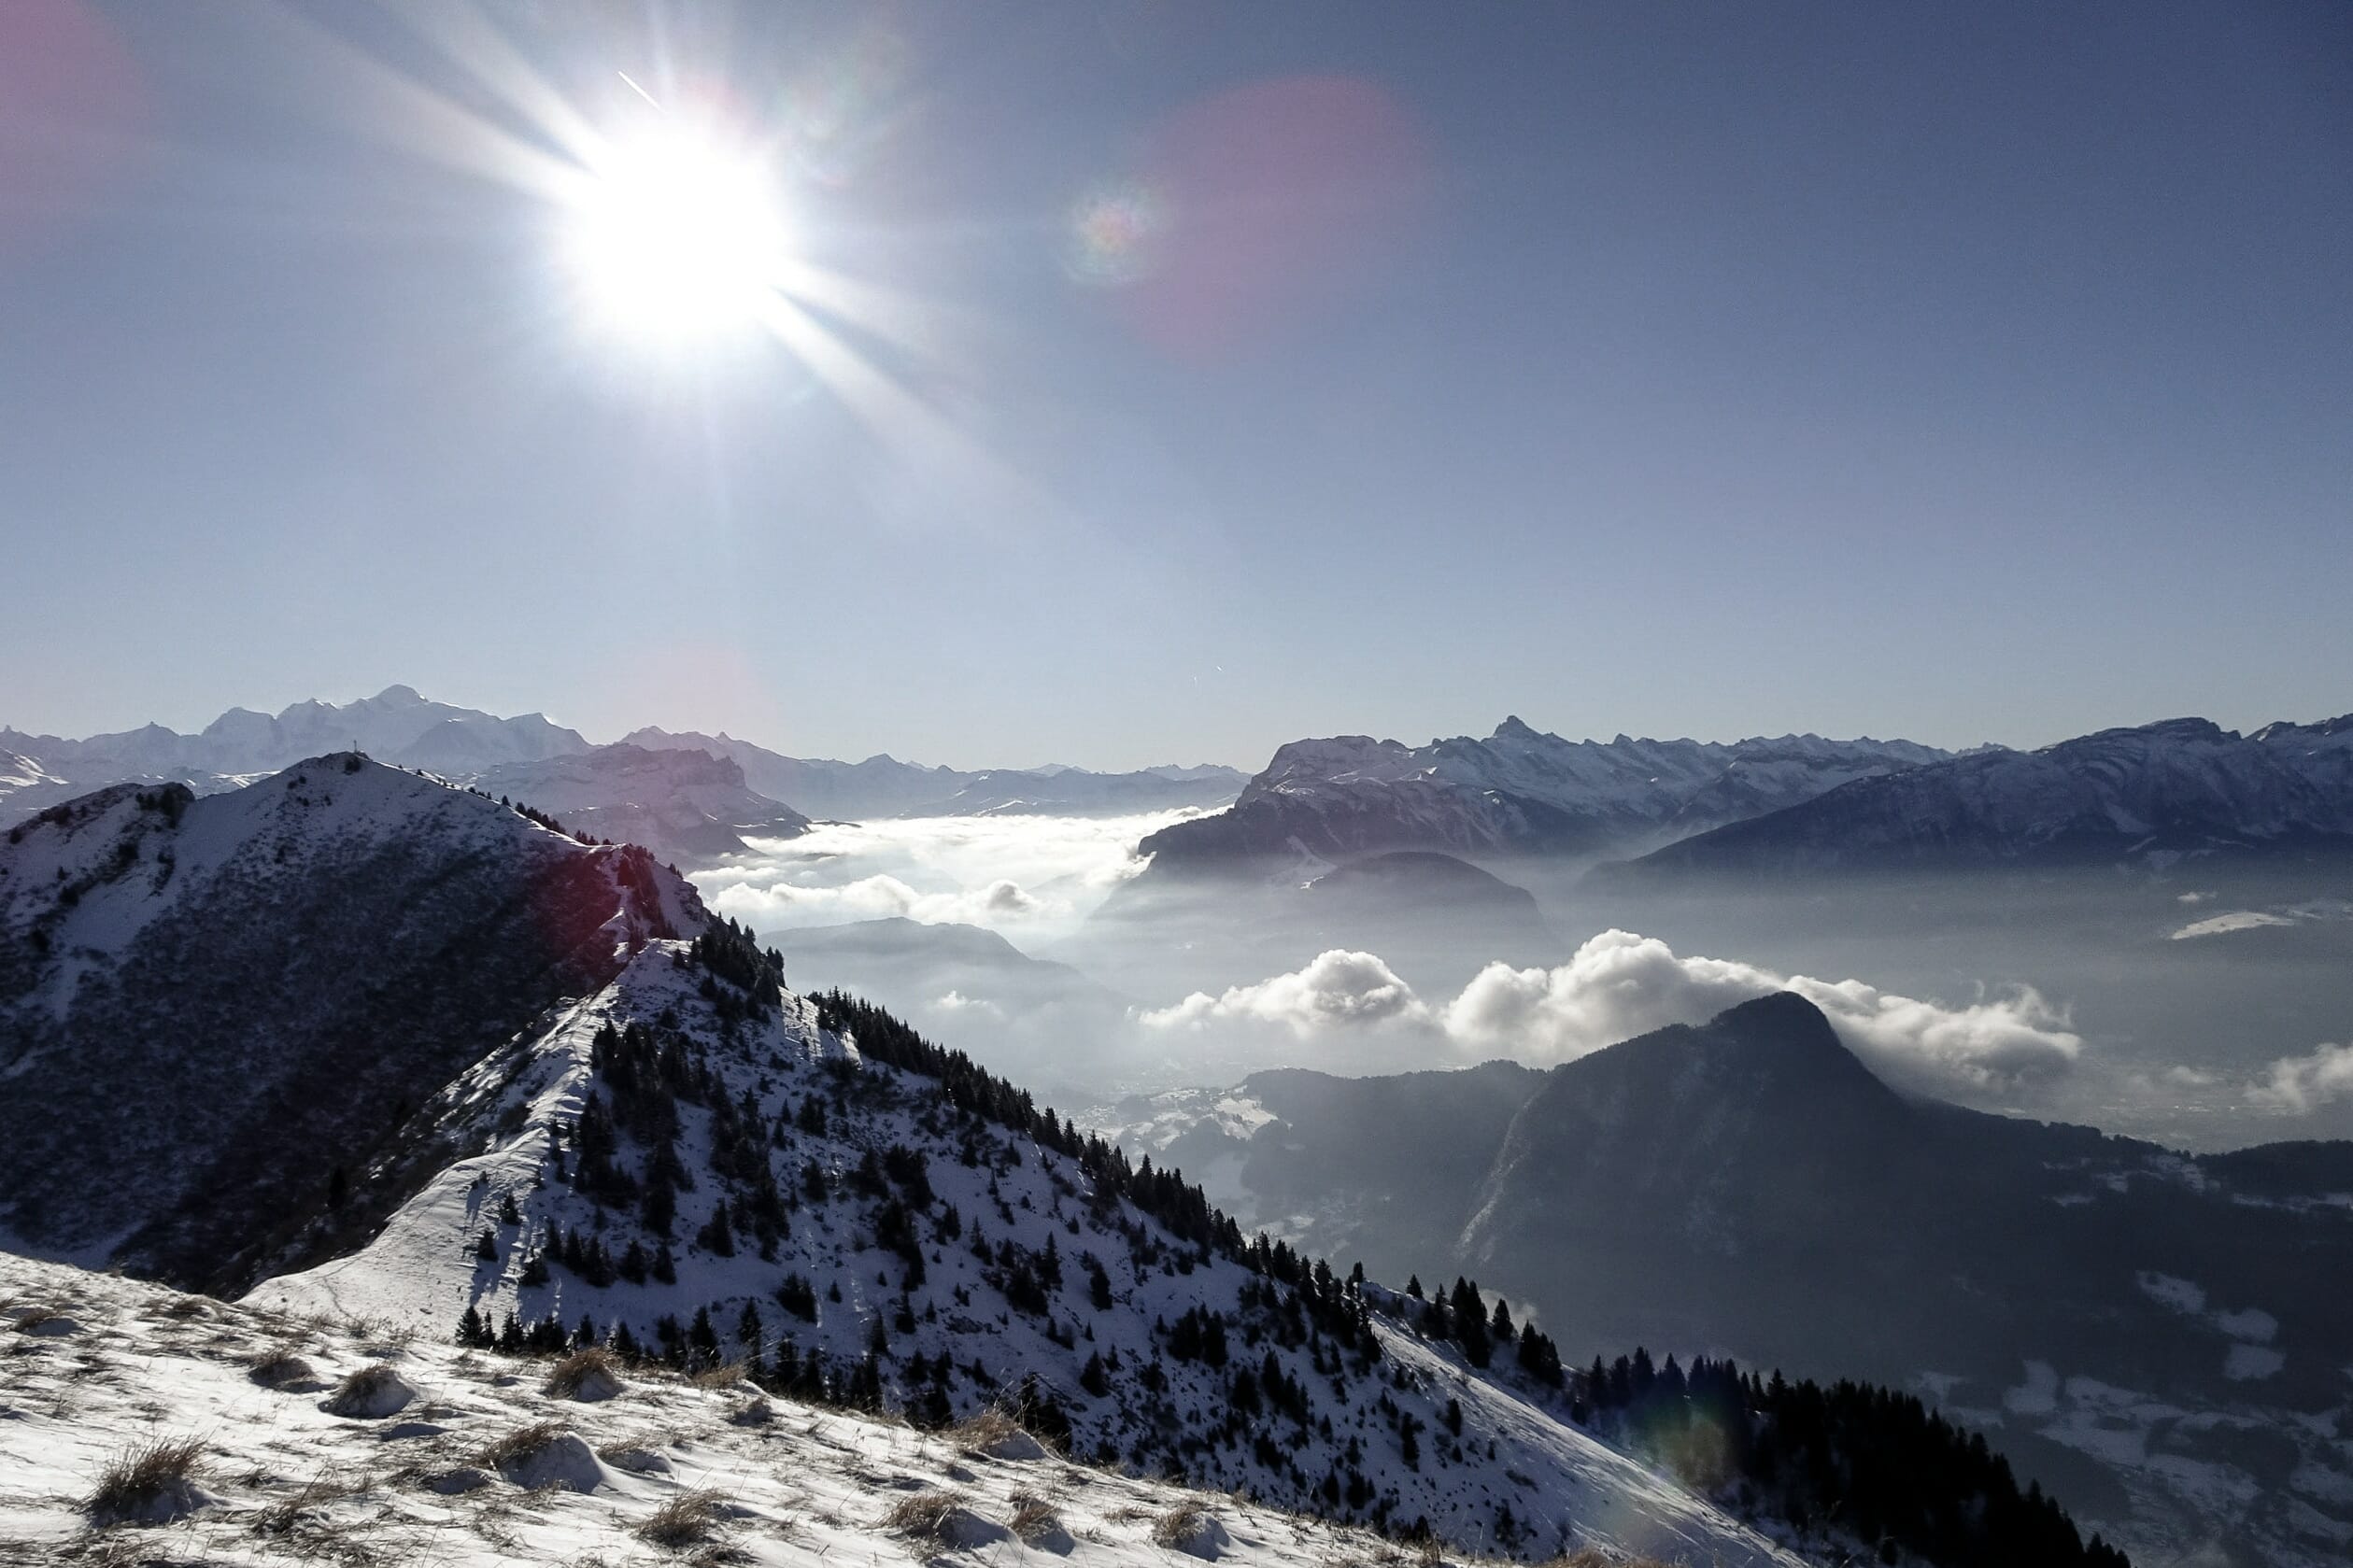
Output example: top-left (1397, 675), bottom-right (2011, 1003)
top-left (1, 1250), bottom-right (1692, 1568)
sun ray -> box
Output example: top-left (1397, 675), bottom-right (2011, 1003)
top-left (378, 0), bottom-right (614, 174)
top-left (243, 0), bottom-right (590, 206)
top-left (755, 290), bottom-right (1035, 525)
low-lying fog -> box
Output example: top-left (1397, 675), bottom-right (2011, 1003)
top-left (692, 815), bottom-right (2353, 1150)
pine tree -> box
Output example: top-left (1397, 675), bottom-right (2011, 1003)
top-left (455, 1305), bottom-right (488, 1347)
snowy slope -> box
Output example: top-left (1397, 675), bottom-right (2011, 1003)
top-left (0, 756), bottom-right (702, 1287)
top-left (3, 1249), bottom-right (1785, 1568)
top-left (1139, 719), bottom-right (1947, 872)
top-left (472, 742), bottom-right (814, 865)
top-left (248, 940), bottom-right (1805, 1566)
top-left (1614, 714), bottom-right (2353, 878)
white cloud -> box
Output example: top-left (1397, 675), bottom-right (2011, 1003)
top-left (1786, 972), bottom-right (2082, 1093)
top-left (2247, 1041), bottom-right (2353, 1114)
top-left (1134, 927), bottom-right (2084, 1097)
top-left (1139, 950), bottom-right (1430, 1038)
top-left (697, 871), bottom-right (1055, 930)
top-left (931, 990), bottom-right (1003, 1018)
top-left (1442, 929), bottom-right (2080, 1094)
top-left (690, 808), bottom-right (1198, 935)
top-left (1441, 931), bottom-right (1774, 1063)
top-left (2171, 910), bottom-right (2295, 940)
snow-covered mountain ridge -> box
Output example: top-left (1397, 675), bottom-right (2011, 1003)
top-left (1138, 719), bottom-right (1948, 873)
top-left (242, 934), bottom-right (1804, 1564)
top-left (1612, 713), bottom-right (2353, 877)
top-left (0, 755), bottom-right (703, 1290)
top-left (238, 921), bottom-right (2120, 1565)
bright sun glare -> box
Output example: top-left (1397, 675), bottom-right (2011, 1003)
top-left (568, 123), bottom-right (790, 341)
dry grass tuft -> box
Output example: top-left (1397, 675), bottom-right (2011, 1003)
top-left (544, 1346), bottom-right (624, 1399)
top-left (161, 1296), bottom-right (208, 1320)
top-left (1152, 1504), bottom-right (1211, 1548)
top-left (322, 1361), bottom-right (404, 1415)
top-left (1008, 1493), bottom-right (1062, 1541)
top-left (84, 1437), bottom-right (204, 1524)
top-left (687, 1359), bottom-right (747, 1390)
top-left (11, 1307), bottom-right (65, 1333)
top-left (881, 1489), bottom-right (967, 1540)
top-left (637, 1489), bottom-right (732, 1548)
top-left (476, 1420), bottom-right (568, 1472)
top-left (947, 1407), bottom-right (1023, 1452)
top-left (247, 1343), bottom-right (316, 1389)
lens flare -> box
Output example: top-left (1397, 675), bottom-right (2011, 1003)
top-left (1065, 182), bottom-right (1168, 287)
top-left (567, 122), bottom-right (791, 340)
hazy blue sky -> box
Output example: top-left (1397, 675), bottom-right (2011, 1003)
top-left (5, 1), bottom-right (2348, 769)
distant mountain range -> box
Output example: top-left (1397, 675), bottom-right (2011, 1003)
top-left (622, 725), bottom-right (1245, 819)
top-left (0, 685), bottom-right (585, 810)
top-left (1093, 994), bottom-right (2353, 1568)
top-left (1137, 718), bottom-right (1949, 875)
top-left (1605, 714), bottom-right (2353, 879)
top-left (1137, 712), bottom-right (2353, 883)
top-left (1, 689), bottom-right (1249, 858)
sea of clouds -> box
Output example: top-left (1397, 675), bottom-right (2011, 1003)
top-left (688, 812), bottom-right (2346, 1123)
top-left (690, 808), bottom-right (1199, 939)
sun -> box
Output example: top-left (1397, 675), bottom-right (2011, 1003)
top-left (567, 122), bottom-right (790, 341)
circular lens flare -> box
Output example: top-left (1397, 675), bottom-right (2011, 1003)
top-left (569, 124), bottom-right (789, 340)
top-left (1066, 181), bottom-right (1167, 287)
